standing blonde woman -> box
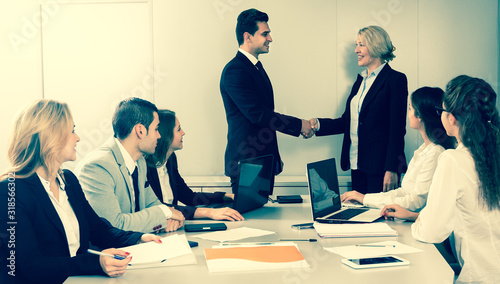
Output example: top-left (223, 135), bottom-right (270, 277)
top-left (312, 26), bottom-right (408, 194)
top-left (0, 100), bottom-right (161, 284)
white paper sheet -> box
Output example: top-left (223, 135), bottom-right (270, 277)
top-left (191, 227), bottom-right (275, 242)
top-left (119, 234), bottom-right (193, 267)
top-left (313, 222), bottom-right (398, 237)
top-left (323, 241), bottom-right (423, 259)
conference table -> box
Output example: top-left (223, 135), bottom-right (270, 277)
top-left (66, 197), bottom-right (454, 283)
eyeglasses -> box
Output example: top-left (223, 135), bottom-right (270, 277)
top-left (435, 106), bottom-right (448, 116)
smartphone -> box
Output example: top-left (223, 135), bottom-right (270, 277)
top-left (188, 240), bottom-right (198, 248)
top-left (291, 222), bottom-right (314, 230)
top-left (184, 223), bottom-right (227, 232)
top-left (341, 255), bottom-right (409, 269)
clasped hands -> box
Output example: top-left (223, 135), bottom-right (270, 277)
top-left (301, 118), bottom-right (319, 139)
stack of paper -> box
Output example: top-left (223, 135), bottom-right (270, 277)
top-left (119, 234), bottom-right (196, 269)
top-left (204, 243), bottom-right (309, 272)
top-left (313, 222), bottom-right (398, 238)
top-left (324, 241), bottom-right (423, 258)
top-left (191, 227), bottom-right (275, 242)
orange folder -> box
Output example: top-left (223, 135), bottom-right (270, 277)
top-left (205, 245), bottom-right (305, 263)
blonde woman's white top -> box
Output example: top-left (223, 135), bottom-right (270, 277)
top-left (38, 173), bottom-right (80, 257)
top-left (412, 143), bottom-right (500, 283)
top-left (363, 142), bottom-right (445, 211)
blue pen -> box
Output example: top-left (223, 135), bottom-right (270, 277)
top-left (87, 249), bottom-right (127, 260)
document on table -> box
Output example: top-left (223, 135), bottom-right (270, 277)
top-left (204, 242), bottom-right (309, 272)
top-left (191, 227), bottom-right (275, 242)
top-left (313, 222), bottom-right (398, 238)
top-left (323, 241), bottom-right (423, 259)
top-left (119, 234), bottom-right (196, 269)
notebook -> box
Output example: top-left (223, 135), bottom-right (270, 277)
top-left (205, 154), bottom-right (274, 214)
top-left (306, 158), bottom-right (382, 223)
top-left (118, 234), bottom-right (196, 269)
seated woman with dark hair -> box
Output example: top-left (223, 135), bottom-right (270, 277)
top-left (341, 86), bottom-right (454, 218)
top-left (146, 110), bottom-right (243, 221)
top-left (0, 100), bottom-right (162, 284)
top-left (386, 75), bottom-right (500, 282)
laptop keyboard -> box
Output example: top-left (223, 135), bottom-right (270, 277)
top-left (327, 208), bottom-right (369, 220)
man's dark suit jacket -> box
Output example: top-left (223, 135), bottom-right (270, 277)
top-left (316, 64), bottom-right (408, 175)
top-left (0, 170), bottom-right (143, 284)
top-left (220, 51), bottom-right (302, 177)
top-left (147, 153), bottom-right (226, 220)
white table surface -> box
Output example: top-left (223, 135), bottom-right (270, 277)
top-left (65, 197), bottom-right (454, 283)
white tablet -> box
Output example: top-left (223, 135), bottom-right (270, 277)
top-left (342, 255), bottom-right (409, 269)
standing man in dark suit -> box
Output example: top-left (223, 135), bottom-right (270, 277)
top-left (220, 8), bottom-right (313, 193)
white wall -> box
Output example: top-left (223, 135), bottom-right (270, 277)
top-left (1, 0), bottom-right (499, 178)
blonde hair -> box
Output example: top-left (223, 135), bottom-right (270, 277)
top-left (1, 99), bottom-right (73, 180)
top-left (358, 26), bottom-right (396, 62)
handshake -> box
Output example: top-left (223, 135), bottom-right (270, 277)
top-left (301, 118), bottom-right (319, 139)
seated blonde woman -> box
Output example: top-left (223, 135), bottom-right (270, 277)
top-left (0, 100), bottom-right (161, 284)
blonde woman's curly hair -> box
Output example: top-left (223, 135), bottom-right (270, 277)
top-left (1, 99), bottom-right (73, 180)
top-left (358, 26), bottom-right (396, 62)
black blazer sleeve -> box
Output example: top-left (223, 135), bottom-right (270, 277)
top-left (0, 171), bottom-right (143, 284)
top-left (146, 163), bottom-right (197, 219)
top-left (168, 154), bottom-right (226, 207)
top-left (62, 171), bottom-right (143, 249)
top-left (315, 75), bottom-right (363, 137)
top-left (147, 154), bottom-right (227, 220)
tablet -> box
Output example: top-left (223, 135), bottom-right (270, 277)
top-left (342, 255), bottom-right (409, 269)
top-left (184, 223), bottom-right (227, 232)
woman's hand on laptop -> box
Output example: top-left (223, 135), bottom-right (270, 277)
top-left (380, 204), bottom-right (419, 221)
top-left (341, 190), bottom-right (365, 204)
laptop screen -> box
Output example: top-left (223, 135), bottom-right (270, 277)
top-left (233, 154), bottom-right (274, 213)
top-left (306, 158), bottom-right (342, 220)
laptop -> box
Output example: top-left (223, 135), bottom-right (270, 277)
top-left (306, 158), bottom-right (382, 223)
top-left (204, 154), bottom-right (274, 214)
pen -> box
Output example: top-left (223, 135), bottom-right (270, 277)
top-left (279, 239), bottom-right (317, 242)
top-left (219, 242), bottom-right (275, 246)
top-left (355, 244), bottom-right (396, 247)
top-left (128, 259), bottom-right (167, 266)
top-left (87, 249), bottom-right (128, 260)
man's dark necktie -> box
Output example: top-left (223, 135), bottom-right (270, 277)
top-left (131, 167), bottom-right (140, 212)
top-left (255, 61), bottom-right (272, 88)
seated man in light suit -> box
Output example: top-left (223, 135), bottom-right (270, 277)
top-left (75, 97), bottom-right (184, 233)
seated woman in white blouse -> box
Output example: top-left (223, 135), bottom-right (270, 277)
top-left (384, 75), bottom-right (500, 282)
top-left (341, 86), bottom-right (454, 215)
top-left (0, 100), bottom-right (162, 284)
top-left (146, 110), bottom-right (243, 221)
